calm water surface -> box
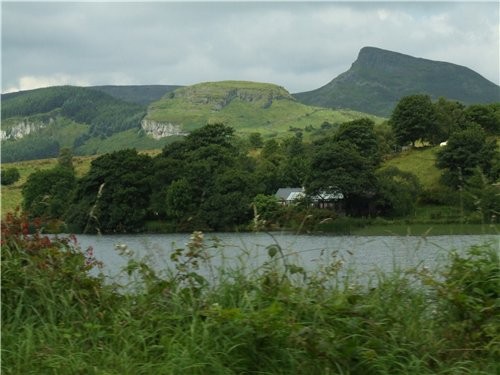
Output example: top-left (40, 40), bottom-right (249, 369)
top-left (74, 232), bottom-right (498, 283)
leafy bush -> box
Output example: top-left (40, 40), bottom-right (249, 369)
top-left (1, 210), bottom-right (105, 324)
top-left (1, 167), bottom-right (20, 185)
top-left (434, 244), bottom-right (499, 353)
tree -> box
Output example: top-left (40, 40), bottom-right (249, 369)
top-left (252, 194), bottom-right (283, 223)
top-left (159, 123), bottom-right (262, 230)
top-left (165, 178), bottom-right (198, 222)
top-left (65, 149), bottom-right (153, 233)
top-left (390, 94), bottom-right (437, 146)
top-left (22, 167), bottom-right (76, 218)
top-left (200, 169), bottom-right (257, 230)
top-left (280, 132), bottom-right (309, 187)
top-left (185, 123), bottom-right (235, 150)
top-left (375, 167), bottom-right (421, 217)
top-left (374, 121), bottom-right (397, 157)
top-left (464, 104), bottom-right (500, 134)
top-left (463, 169), bottom-right (500, 222)
top-left (248, 132), bottom-right (264, 148)
top-left (306, 140), bottom-right (376, 216)
top-left (335, 118), bottom-right (380, 166)
top-left (57, 147), bottom-right (74, 170)
top-left (1, 168), bottom-right (20, 186)
top-left (433, 98), bottom-right (467, 141)
top-left (436, 123), bottom-right (498, 188)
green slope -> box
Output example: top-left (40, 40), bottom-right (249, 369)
top-left (295, 46), bottom-right (500, 117)
top-left (1, 81), bottom-right (384, 162)
top-left (90, 85), bottom-right (182, 106)
top-left (382, 146), bottom-right (441, 191)
top-left (1, 86), bottom-right (147, 161)
top-left (145, 80), bottom-right (383, 137)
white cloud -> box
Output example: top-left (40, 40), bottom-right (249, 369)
top-left (3, 74), bottom-right (91, 93)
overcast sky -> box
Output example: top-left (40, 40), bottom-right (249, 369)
top-left (1, 1), bottom-right (499, 94)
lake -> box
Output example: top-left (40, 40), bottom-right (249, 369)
top-left (74, 232), bottom-right (498, 285)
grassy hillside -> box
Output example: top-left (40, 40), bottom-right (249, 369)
top-left (73, 128), bottom-right (180, 155)
top-left (295, 46), bottom-right (500, 117)
top-left (1, 86), bottom-right (145, 130)
top-left (1, 150), bottom-right (162, 216)
top-left (382, 146), bottom-right (441, 191)
top-left (1, 86), bottom-right (146, 162)
top-left (2, 82), bottom-right (383, 162)
top-left (90, 85), bottom-right (181, 105)
top-left (1, 156), bottom-right (94, 215)
top-left (146, 81), bottom-right (383, 137)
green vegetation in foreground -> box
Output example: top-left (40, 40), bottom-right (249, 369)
top-left (146, 80), bottom-right (383, 137)
top-left (2, 213), bottom-right (499, 374)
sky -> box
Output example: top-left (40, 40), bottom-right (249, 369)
top-left (1, 1), bottom-right (499, 94)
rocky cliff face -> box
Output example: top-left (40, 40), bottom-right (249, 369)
top-left (141, 119), bottom-right (187, 139)
top-left (0, 119), bottom-right (53, 141)
top-left (172, 81), bottom-right (294, 111)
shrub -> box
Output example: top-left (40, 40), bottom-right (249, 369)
top-left (435, 244), bottom-right (499, 353)
top-left (1, 167), bottom-right (20, 185)
top-left (1, 210), bottom-right (104, 321)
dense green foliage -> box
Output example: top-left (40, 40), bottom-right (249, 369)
top-left (1, 167), bottom-right (20, 186)
top-left (65, 149), bottom-right (154, 233)
top-left (374, 166), bottom-right (421, 217)
top-left (390, 94), bottom-right (438, 146)
top-left (1, 135), bottom-right (61, 162)
top-left (22, 167), bottom-right (76, 219)
top-left (436, 123), bottom-right (498, 188)
top-left (295, 46), bottom-right (500, 116)
top-left (2, 212), bottom-right (498, 374)
top-left (159, 124), bottom-right (259, 231)
top-left (307, 140), bottom-right (377, 216)
top-left (391, 95), bottom-right (499, 148)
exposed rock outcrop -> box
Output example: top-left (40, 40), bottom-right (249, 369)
top-left (1, 119), bottom-right (53, 141)
top-left (141, 119), bottom-right (187, 139)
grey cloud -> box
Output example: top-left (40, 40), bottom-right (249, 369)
top-left (2, 2), bottom-right (498, 93)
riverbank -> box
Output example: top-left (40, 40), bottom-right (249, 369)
top-left (140, 212), bottom-right (500, 236)
top-left (351, 222), bottom-right (499, 236)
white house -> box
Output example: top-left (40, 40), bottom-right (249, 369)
top-left (275, 187), bottom-right (344, 209)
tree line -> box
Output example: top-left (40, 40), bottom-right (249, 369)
top-left (19, 95), bottom-right (499, 233)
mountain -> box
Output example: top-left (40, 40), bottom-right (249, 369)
top-left (294, 46), bottom-right (500, 116)
top-left (1, 82), bottom-right (381, 162)
top-left (143, 80), bottom-right (381, 137)
top-left (1, 86), bottom-right (172, 162)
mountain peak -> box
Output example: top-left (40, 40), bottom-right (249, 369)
top-left (294, 47), bottom-right (499, 116)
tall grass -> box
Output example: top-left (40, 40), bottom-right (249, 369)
top-left (2, 212), bottom-right (498, 374)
